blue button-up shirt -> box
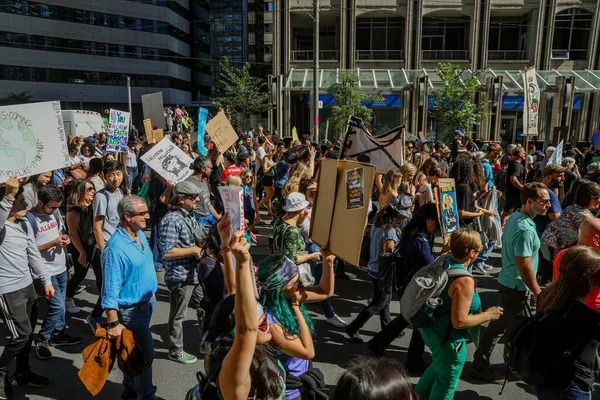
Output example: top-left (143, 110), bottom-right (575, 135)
top-left (159, 209), bottom-right (201, 284)
top-left (101, 225), bottom-right (158, 310)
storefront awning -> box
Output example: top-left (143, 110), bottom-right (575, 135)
top-left (285, 68), bottom-right (600, 93)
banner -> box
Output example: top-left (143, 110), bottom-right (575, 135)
top-left (0, 101), bottom-right (70, 183)
top-left (218, 186), bottom-right (245, 233)
top-left (551, 140), bottom-right (564, 166)
top-left (196, 107), bottom-right (208, 155)
top-left (523, 67), bottom-right (540, 136)
top-left (340, 116), bottom-right (404, 173)
top-left (106, 109), bottom-right (130, 152)
top-left (140, 138), bottom-right (194, 184)
top-left (437, 178), bottom-right (460, 240)
top-left (292, 126), bottom-right (299, 142)
top-left (205, 111), bottom-right (238, 152)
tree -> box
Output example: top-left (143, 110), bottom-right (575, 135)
top-left (328, 72), bottom-right (380, 138)
top-left (212, 57), bottom-right (271, 132)
top-left (430, 63), bottom-right (487, 143)
top-left (0, 91), bottom-right (33, 106)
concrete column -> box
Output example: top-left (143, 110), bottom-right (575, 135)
top-left (588, 1), bottom-right (600, 70)
top-left (538, 92), bottom-right (549, 141)
top-left (340, 0), bottom-right (347, 69)
top-left (470, 1), bottom-right (481, 69)
top-left (578, 93), bottom-right (590, 143)
top-left (590, 94), bottom-right (600, 137)
top-left (283, 2), bottom-right (292, 136)
top-left (549, 76), bottom-right (566, 143)
top-left (480, 77), bottom-right (494, 141)
top-left (543, 0), bottom-right (557, 69)
top-left (532, 2), bottom-right (546, 68)
top-left (404, 1), bottom-right (413, 69)
top-left (413, 1), bottom-right (423, 69)
top-left (479, 1), bottom-right (492, 68)
top-left (348, 0), bottom-right (356, 69)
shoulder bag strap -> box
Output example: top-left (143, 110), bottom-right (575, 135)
top-left (175, 209), bottom-right (202, 246)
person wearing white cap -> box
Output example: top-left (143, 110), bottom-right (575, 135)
top-left (273, 192), bottom-right (321, 267)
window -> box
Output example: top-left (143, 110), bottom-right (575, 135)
top-left (356, 16), bottom-right (403, 59)
top-left (421, 18), bottom-right (469, 60)
top-left (264, 45), bottom-right (272, 54)
top-left (264, 2), bottom-right (272, 12)
top-left (264, 23), bottom-right (273, 33)
top-left (552, 8), bottom-right (592, 60)
top-left (487, 16), bottom-right (528, 60)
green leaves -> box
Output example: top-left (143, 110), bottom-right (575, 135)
top-left (212, 58), bottom-right (271, 132)
top-left (431, 63), bottom-right (488, 143)
top-left (328, 73), bottom-right (380, 139)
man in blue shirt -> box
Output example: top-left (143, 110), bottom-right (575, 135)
top-left (471, 183), bottom-right (550, 383)
top-left (101, 196), bottom-right (158, 400)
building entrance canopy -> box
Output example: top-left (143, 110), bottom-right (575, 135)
top-left (285, 68), bottom-right (600, 93)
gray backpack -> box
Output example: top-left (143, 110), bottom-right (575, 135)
top-left (400, 254), bottom-right (473, 328)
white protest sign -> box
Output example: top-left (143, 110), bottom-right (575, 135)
top-left (140, 138), bottom-right (194, 184)
top-left (551, 140), bottom-right (564, 166)
top-left (218, 186), bottom-right (245, 234)
top-left (106, 109), bottom-right (130, 152)
top-left (0, 101), bottom-right (69, 183)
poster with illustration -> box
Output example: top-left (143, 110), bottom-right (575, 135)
top-left (437, 178), bottom-right (459, 240)
top-left (346, 167), bottom-right (364, 210)
top-left (140, 138), bottom-right (194, 184)
top-left (523, 67), bottom-right (540, 136)
top-left (0, 101), bottom-right (70, 183)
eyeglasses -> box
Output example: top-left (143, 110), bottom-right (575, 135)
top-left (43, 204), bottom-right (60, 211)
top-left (407, 146), bottom-right (414, 150)
top-left (127, 210), bottom-right (149, 217)
top-left (537, 198), bottom-right (551, 205)
top-left (182, 194), bottom-right (198, 200)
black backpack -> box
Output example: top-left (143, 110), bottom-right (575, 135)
top-left (494, 165), bottom-right (508, 193)
top-left (185, 370), bottom-right (220, 400)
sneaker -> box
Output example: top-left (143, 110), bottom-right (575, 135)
top-left (75, 285), bottom-right (86, 295)
top-left (326, 315), bottom-right (348, 328)
top-left (345, 327), bottom-right (364, 344)
top-left (65, 299), bottom-right (80, 314)
top-left (86, 315), bottom-right (103, 334)
top-left (0, 370), bottom-right (14, 399)
top-left (34, 339), bottom-right (52, 360)
top-left (13, 369), bottom-right (50, 387)
top-left (168, 350), bottom-right (197, 364)
top-left (469, 367), bottom-right (505, 384)
top-left (51, 333), bottom-right (82, 347)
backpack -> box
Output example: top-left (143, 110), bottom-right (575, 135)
top-left (500, 304), bottom-right (581, 394)
top-left (400, 254), bottom-right (473, 328)
top-left (494, 165), bottom-right (508, 193)
top-left (185, 371), bottom-right (219, 400)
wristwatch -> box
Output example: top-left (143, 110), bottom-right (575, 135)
top-left (107, 320), bottom-right (120, 329)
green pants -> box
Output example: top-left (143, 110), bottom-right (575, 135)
top-left (415, 327), bottom-right (467, 400)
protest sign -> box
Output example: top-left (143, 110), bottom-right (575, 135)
top-left (551, 140), bottom-right (564, 166)
top-left (140, 138), bottom-right (193, 184)
top-left (149, 128), bottom-right (164, 143)
top-left (523, 67), bottom-right (540, 136)
top-left (196, 107), bottom-right (208, 155)
top-left (143, 118), bottom-right (152, 137)
top-left (205, 111), bottom-right (238, 152)
top-left (0, 101), bottom-right (70, 183)
top-left (106, 109), bottom-right (130, 152)
top-left (141, 92), bottom-right (164, 131)
top-left (311, 159), bottom-right (375, 265)
top-left (436, 178), bottom-right (460, 240)
top-left (218, 186), bottom-right (245, 234)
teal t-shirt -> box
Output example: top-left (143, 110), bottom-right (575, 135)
top-left (498, 210), bottom-right (540, 291)
top-left (427, 258), bottom-right (480, 343)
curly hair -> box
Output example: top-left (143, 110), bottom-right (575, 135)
top-left (450, 157), bottom-right (476, 186)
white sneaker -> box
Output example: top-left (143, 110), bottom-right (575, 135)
top-left (65, 299), bottom-right (80, 314)
top-left (326, 314), bottom-right (348, 328)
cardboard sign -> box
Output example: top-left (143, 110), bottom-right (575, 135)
top-left (143, 118), bottom-right (152, 137)
top-left (346, 167), bottom-right (365, 210)
top-left (149, 128), bottom-right (164, 143)
top-left (437, 178), bottom-right (460, 240)
top-left (0, 101), bottom-right (70, 183)
top-left (205, 111), bottom-right (238, 152)
top-left (310, 159), bottom-right (375, 265)
top-left (141, 92), bottom-right (164, 131)
top-left (140, 137), bottom-right (194, 184)
top-left (106, 109), bottom-right (130, 152)
top-left (218, 186), bottom-right (245, 234)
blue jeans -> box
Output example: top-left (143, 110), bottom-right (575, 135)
top-left (535, 385), bottom-right (592, 400)
top-left (306, 242), bottom-right (335, 318)
top-left (120, 297), bottom-right (157, 400)
top-left (476, 239), bottom-right (496, 266)
top-left (38, 271), bottom-right (67, 341)
top-left (149, 222), bottom-right (163, 271)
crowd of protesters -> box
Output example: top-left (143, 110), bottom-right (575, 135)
top-left (2, 117), bottom-right (600, 400)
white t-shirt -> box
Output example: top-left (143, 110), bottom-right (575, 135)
top-left (419, 182), bottom-right (435, 207)
top-left (27, 211), bottom-right (67, 276)
top-left (92, 188), bottom-right (124, 248)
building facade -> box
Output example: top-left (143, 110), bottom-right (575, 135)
top-left (273, 0), bottom-right (600, 144)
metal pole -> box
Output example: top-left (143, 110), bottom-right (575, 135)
top-left (313, 0), bottom-right (319, 143)
top-left (127, 76), bottom-right (132, 130)
top-left (79, 92), bottom-right (83, 110)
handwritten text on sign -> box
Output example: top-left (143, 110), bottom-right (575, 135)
top-left (218, 186), bottom-right (245, 235)
top-left (106, 109), bottom-right (130, 152)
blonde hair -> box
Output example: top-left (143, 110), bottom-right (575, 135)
top-left (291, 162), bottom-right (311, 181)
top-left (450, 228), bottom-right (483, 260)
top-left (226, 175), bottom-right (243, 187)
top-left (399, 163), bottom-right (417, 183)
top-left (266, 144), bottom-right (276, 158)
top-left (283, 176), bottom-right (301, 197)
top-left (382, 169), bottom-right (402, 195)
top-left (414, 153), bottom-right (430, 172)
top-left (241, 169), bottom-right (255, 189)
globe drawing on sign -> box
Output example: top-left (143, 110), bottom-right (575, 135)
top-left (0, 118), bottom-right (38, 171)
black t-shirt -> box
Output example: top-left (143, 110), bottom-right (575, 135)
top-left (564, 170), bottom-right (577, 194)
top-left (149, 179), bottom-right (169, 224)
top-left (209, 163), bottom-right (224, 186)
top-left (535, 301), bottom-right (600, 391)
top-left (451, 139), bottom-right (461, 160)
top-left (506, 160), bottom-right (525, 197)
top-left (456, 182), bottom-right (476, 226)
top-left (66, 204), bottom-right (95, 247)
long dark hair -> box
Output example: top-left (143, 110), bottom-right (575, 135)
top-left (200, 224), bottom-right (223, 263)
top-left (205, 295), bottom-right (283, 399)
top-left (450, 157), bottom-right (476, 186)
top-left (398, 203), bottom-right (439, 253)
top-left (331, 356), bottom-right (414, 400)
top-left (373, 204), bottom-right (400, 229)
top-left (66, 179), bottom-right (94, 207)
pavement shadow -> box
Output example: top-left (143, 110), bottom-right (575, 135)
top-left (455, 389), bottom-right (494, 399)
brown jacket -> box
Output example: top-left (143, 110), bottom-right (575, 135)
top-left (78, 324), bottom-right (145, 396)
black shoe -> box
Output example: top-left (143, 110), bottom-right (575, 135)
top-left (51, 333), bottom-right (82, 347)
top-left (34, 339), bottom-right (52, 360)
top-left (14, 369), bottom-right (50, 387)
top-left (0, 370), bottom-right (14, 399)
top-left (345, 327), bottom-right (364, 344)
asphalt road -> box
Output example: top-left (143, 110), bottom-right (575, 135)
top-left (1, 216), bottom-right (598, 400)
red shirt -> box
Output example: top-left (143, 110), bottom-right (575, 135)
top-left (553, 248), bottom-right (600, 312)
top-left (221, 165), bottom-right (242, 183)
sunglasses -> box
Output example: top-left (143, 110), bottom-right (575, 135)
top-left (128, 210), bottom-right (149, 217)
top-left (536, 198), bottom-right (551, 205)
top-left (85, 186), bottom-right (95, 192)
top-left (43, 204), bottom-right (60, 211)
